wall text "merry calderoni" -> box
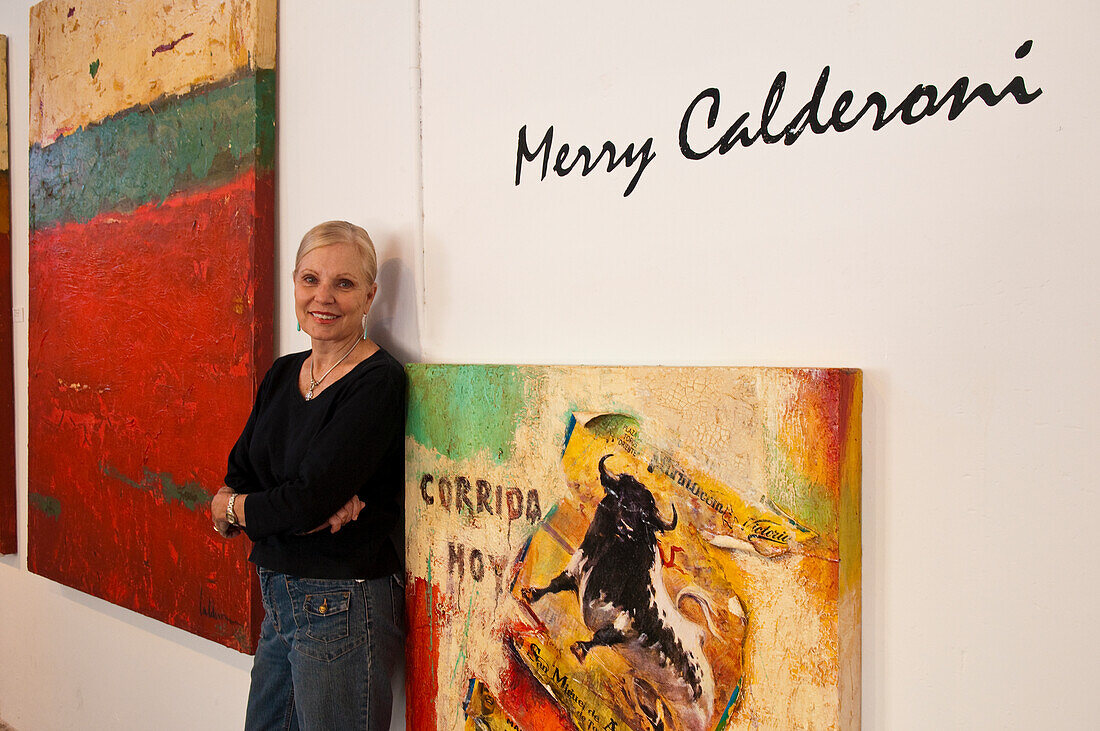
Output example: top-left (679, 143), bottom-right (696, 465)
top-left (514, 41), bottom-right (1041, 198)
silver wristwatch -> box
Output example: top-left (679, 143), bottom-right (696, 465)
top-left (226, 493), bottom-right (240, 526)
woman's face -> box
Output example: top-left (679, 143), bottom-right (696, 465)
top-left (293, 242), bottom-right (377, 344)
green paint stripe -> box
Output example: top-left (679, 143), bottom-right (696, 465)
top-left (763, 425), bottom-right (839, 544)
top-left (29, 492), bottom-right (61, 518)
top-left (99, 462), bottom-right (209, 512)
top-left (405, 364), bottom-right (528, 464)
top-left (30, 69), bottom-right (274, 229)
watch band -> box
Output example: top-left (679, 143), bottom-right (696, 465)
top-left (226, 493), bottom-right (239, 526)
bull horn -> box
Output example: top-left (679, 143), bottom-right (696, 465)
top-left (657, 500), bottom-right (678, 532)
top-left (598, 454), bottom-right (617, 483)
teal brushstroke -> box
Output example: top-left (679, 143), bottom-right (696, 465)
top-left (89, 58), bottom-right (100, 79)
top-left (158, 472), bottom-right (211, 511)
top-left (561, 412), bottom-right (577, 458)
top-left (450, 591), bottom-right (475, 682)
top-left (30, 69), bottom-right (275, 229)
top-left (29, 492), bottom-right (61, 518)
top-left (405, 365), bottom-right (527, 464)
top-left (425, 547), bottom-right (434, 658)
top-left (715, 676), bottom-right (744, 731)
top-left (99, 462), bottom-right (209, 511)
top-left (451, 589), bottom-right (478, 727)
top-left (254, 68), bottom-right (276, 177)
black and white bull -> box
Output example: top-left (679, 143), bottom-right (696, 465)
top-left (522, 455), bottom-right (720, 731)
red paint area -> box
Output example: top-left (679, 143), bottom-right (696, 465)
top-left (28, 169), bottom-right (273, 652)
top-left (406, 576), bottom-right (576, 731)
top-left (406, 577), bottom-right (442, 729)
top-left (0, 198), bottom-right (15, 553)
top-left (499, 628), bottom-right (578, 731)
top-left (659, 543), bottom-right (686, 568)
top-left (790, 369), bottom-right (849, 496)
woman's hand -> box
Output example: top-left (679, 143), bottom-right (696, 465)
top-left (211, 486), bottom-right (242, 538)
top-left (303, 495), bottom-right (365, 535)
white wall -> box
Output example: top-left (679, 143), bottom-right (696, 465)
top-left (2, 0), bottom-right (1099, 729)
top-left (0, 2), bottom-right (420, 729)
top-left (416, 2), bottom-right (1097, 729)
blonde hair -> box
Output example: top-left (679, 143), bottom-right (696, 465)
top-left (293, 220), bottom-right (378, 284)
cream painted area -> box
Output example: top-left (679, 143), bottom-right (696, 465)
top-left (29, 0), bottom-right (276, 146)
top-left (0, 35), bottom-right (7, 167)
top-left (1, 0), bottom-right (1098, 729)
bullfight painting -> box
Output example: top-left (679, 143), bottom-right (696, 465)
top-left (406, 365), bottom-right (862, 730)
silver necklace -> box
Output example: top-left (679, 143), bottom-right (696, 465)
top-left (305, 339), bottom-right (359, 401)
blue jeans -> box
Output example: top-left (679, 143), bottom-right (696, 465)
top-left (244, 568), bottom-right (405, 731)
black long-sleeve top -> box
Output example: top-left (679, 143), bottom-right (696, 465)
top-left (224, 348), bottom-right (405, 579)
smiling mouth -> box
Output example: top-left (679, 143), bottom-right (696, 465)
top-left (311, 312), bottom-right (339, 321)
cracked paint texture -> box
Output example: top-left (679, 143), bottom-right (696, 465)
top-left (30, 0), bottom-right (275, 146)
top-left (406, 366), bottom-right (861, 730)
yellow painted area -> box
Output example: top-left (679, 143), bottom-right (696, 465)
top-left (405, 366), bottom-right (862, 730)
top-left (0, 35), bottom-right (8, 168)
top-left (30, 0), bottom-right (276, 146)
top-left (513, 636), bottom-right (632, 731)
top-left (563, 413), bottom-right (821, 558)
top-left (512, 418), bottom-right (757, 729)
top-left (837, 373), bottom-right (863, 729)
top-left (838, 374), bottom-right (862, 594)
top-left (463, 679), bottom-right (522, 731)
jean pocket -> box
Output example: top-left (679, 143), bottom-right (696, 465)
top-left (292, 587), bottom-right (364, 662)
top-left (304, 590), bottom-right (351, 643)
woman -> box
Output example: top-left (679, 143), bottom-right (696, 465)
top-left (211, 220), bottom-right (406, 730)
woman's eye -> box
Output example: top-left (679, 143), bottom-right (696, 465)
top-left (338, 280), bottom-right (354, 289)
top-left (302, 275), bottom-right (317, 285)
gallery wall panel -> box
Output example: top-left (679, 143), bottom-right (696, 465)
top-left (27, 0), bottom-right (275, 652)
top-left (418, 3), bottom-right (1100, 727)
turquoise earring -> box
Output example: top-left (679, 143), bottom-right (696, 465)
top-left (296, 321), bottom-right (301, 332)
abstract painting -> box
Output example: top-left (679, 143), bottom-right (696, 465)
top-left (28, 0), bottom-right (275, 652)
top-left (406, 366), bottom-right (861, 730)
top-left (0, 35), bottom-right (14, 556)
